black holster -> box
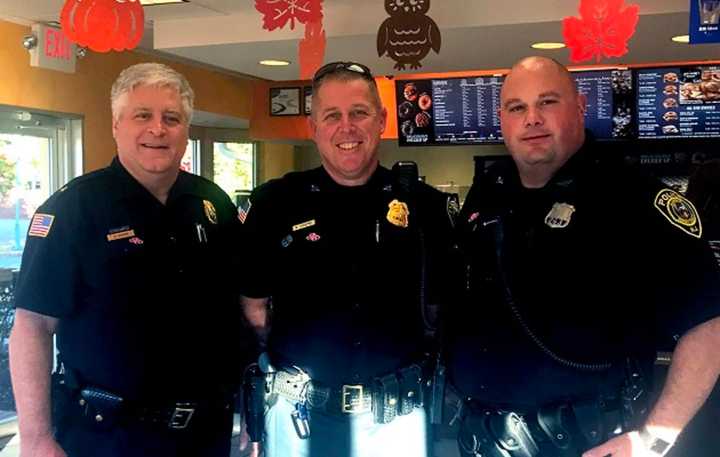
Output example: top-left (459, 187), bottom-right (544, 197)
top-left (243, 364), bottom-right (266, 442)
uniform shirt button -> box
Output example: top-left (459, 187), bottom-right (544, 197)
top-left (353, 341), bottom-right (362, 347)
top-left (169, 235), bottom-right (176, 243)
top-left (353, 303), bottom-right (361, 310)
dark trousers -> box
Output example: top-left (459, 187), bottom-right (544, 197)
top-left (55, 406), bottom-right (234, 457)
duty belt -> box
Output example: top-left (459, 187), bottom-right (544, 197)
top-left (269, 364), bottom-right (424, 422)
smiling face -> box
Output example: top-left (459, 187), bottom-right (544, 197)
top-left (499, 57), bottom-right (586, 187)
top-left (112, 84), bottom-right (189, 186)
top-left (308, 78), bottom-right (387, 186)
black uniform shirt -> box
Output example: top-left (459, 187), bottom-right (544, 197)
top-left (449, 140), bottom-right (720, 408)
top-left (15, 157), bottom-right (245, 402)
top-left (240, 166), bottom-right (454, 386)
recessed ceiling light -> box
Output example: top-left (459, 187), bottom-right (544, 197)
top-left (531, 42), bottom-right (566, 50)
top-left (260, 60), bottom-right (291, 66)
top-left (140, 0), bottom-right (188, 5)
top-left (671, 35), bottom-right (690, 43)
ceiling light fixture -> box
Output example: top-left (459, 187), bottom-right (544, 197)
top-left (671, 35), bottom-right (690, 43)
top-left (531, 42), bottom-right (566, 50)
top-left (260, 60), bottom-right (291, 66)
top-left (139, 0), bottom-right (188, 5)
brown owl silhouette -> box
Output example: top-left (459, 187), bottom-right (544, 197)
top-left (377, 0), bottom-right (441, 70)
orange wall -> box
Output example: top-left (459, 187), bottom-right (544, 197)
top-left (0, 20), bottom-right (255, 173)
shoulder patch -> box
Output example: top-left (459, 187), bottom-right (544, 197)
top-left (653, 189), bottom-right (702, 239)
top-left (28, 213), bottom-right (55, 238)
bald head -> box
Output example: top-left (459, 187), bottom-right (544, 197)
top-left (503, 56), bottom-right (578, 100)
top-left (499, 56), bottom-right (587, 188)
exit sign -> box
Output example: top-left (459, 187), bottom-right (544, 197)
top-left (29, 24), bottom-right (77, 74)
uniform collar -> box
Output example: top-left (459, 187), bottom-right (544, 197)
top-left (108, 156), bottom-right (205, 204)
top-left (312, 164), bottom-right (392, 192)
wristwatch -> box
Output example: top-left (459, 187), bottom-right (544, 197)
top-left (639, 427), bottom-right (674, 456)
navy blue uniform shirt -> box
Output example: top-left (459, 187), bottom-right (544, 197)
top-left (15, 157), bottom-right (247, 402)
top-left (449, 139), bottom-right (720, 408)
top-left (240, 166), bottom-right (455, 386)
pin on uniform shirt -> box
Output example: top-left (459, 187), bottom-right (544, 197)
top-left (387, 199), bottom-right (410, 228)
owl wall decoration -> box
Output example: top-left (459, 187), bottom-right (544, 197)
top-left (377, 0), bottom-right (441, 70)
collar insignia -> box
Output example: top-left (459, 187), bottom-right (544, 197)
top-left (203, 200), bottom-right (218, 224)
top-left (654, 189), bottom-right (702, 238)
top-left (387, 199), bottom-right (410, 228)
top-left (544, 202), bottom-right (576, 229)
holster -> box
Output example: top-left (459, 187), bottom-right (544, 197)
top-left (243, 364), bottom-right (267, 442)
top-left (78, 387), bottom-right (124, 430)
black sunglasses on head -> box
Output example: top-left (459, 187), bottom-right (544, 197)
top-left (312, 61), bottom-right (374, 84)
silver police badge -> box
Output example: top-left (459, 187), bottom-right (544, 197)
top-left (544, 202), bottom-right (576, 229)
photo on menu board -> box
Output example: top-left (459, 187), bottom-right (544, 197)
top-left (571, 69), bottom-right (636, 140)
top-left (637, 66), bottom-right (720, 139)
top-left (396, 80), bottom-right (435, 146)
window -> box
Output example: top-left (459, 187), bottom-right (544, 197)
top-left (180, 139), bottom-right (200, 175)
top-left (213, 142), bottom-right (255, 199)
top-left (0, 107), bottom-right (82, 433)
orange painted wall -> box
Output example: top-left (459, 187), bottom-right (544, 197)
top-left (0, 20), bottom-right (255, 173)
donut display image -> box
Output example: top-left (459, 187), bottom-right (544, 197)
top-left (699, 81), bottom-right (720, 100)
top-left (415, 111), bottom-right (431, 128)
top-left (663, 85), bottom-right (678, 96)
top-left (663, 72), bottom-right (678, 83)
top-left (398, 101), bottom-right (415, 119)
top-left (401, 120), bottom-right (415, 136)
top-left (403, 83), bottom-right (418, 102)
top-left (662, 125), bottom-right (679, 134)
top-left (663, 111), bottom-right (678, 122)
top-left (663, 98), bottom-right (678, 109)
top-left (418, 93), bottom-right (432, 111)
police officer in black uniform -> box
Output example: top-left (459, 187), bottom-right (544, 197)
top-left (9, 63), bottom-right (246, 457)
top-left (240, 62), bottom-right (455, 457)
top-left (447, 57), bottom-right (720, 457)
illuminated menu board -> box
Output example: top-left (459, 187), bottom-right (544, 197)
top-left (637, 66), bottom-right (720, 139)
top-left (396, 76), bottom-right (504, 146)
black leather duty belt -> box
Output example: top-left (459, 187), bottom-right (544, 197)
top-left (270, 364), bottom-right (424, 423)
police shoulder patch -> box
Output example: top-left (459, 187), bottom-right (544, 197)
top-left (653, 189), bottom-right (702, 238)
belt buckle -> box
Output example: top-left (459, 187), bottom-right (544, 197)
top-left (341, 384), bottom-right (365, 414)
top-left (168, 403), bottom-right (195, 429)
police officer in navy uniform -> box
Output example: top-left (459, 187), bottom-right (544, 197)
top-left (447, 57), bottom-right (720, 457)
top-left (9, 63), bottom-right (246, 457)
top-left (240, 62), bottom-right (455, 457)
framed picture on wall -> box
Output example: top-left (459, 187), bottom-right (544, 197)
top-left (270, 87), bottom-right (301, 116)
top-left (303, 86), bottom-right (313, 115)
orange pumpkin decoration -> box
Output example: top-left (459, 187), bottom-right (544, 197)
top-left (61, 0), bottom-right (144, 53)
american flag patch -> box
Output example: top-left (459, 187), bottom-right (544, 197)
top-left (28, 213), bottom-right (55, 238)
top-left (238, 200), bottom-right (251, 224)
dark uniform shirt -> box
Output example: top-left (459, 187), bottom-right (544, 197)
top-left (15, 157), bottom-right (245, 402)
top-left (240, 166), bottom-right (454, 386)
top-left (449, 139), bottom-right (720, 409)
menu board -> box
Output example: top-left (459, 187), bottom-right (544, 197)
top-left (396, 76), bottom-right (504, 146)
top-left (571, 69), bottom-right (635, 139)
top-left (637, 66), bottom-right (720, 139)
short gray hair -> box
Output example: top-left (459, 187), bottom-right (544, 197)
top-left (111, 62), bottom-right (194, 122)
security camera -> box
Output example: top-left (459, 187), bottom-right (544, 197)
top-left (22, 34), bottom-right (38, 50)
top-left (76, 47), bottom-right (87, 59)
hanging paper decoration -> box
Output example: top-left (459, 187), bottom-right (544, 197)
top-left (377, 0), bottom-right (441, 70)
top-left (562, 0), bottom-right (639, 63)
top-left (255, 0), bottom-right (323, 31)
top-left (61, 0), bottom-right (144, 53)
top-left (298, 20), bottom-right (326, 80)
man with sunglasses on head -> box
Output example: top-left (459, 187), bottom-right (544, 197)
top-left (239, 62), bottom-right (455, 457)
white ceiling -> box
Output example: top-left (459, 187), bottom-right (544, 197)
top-left (1, 0), bottom-right (719, 82)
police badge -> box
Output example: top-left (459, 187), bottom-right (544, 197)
top-left (203, 200), bottom-right (218, 224)
top-left (654, 189), bottom-right (702, 238)
top-left (544, 202), bottom-right (576, 229)
top-left (387, 199), bottom-right (410, 228)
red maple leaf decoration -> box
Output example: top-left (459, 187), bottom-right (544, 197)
top-left (255, 0), bottom-right (323, 32)
top-left (562, 0), bottom-right (639, 63)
